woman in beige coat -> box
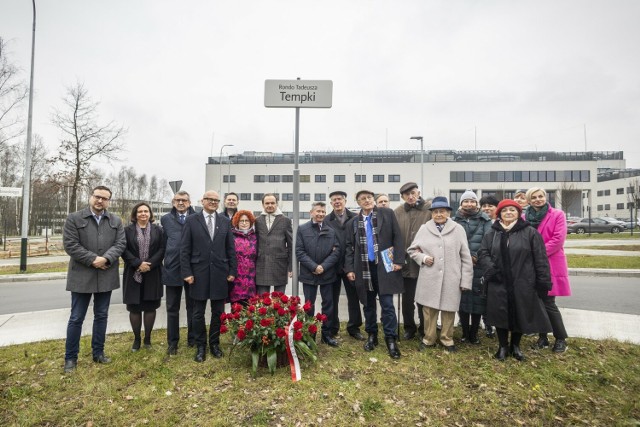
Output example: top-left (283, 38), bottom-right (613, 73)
top-left (407, 196), bottom-right (473, 353)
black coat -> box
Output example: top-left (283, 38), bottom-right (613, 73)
top-left (160, 206), bottom-right (196, 287)
top-left (478, 218), bottom-right (552, 333)
top-left (180, 212), bottom-right (237, 301)
top-left (296, 221), bottom-right (341, 285)
top-left (344, 207), bottom-right (405, 303)
top-left (323, 209), bottom-right (357, 274)
top-left (122, 223), bottom-right (165, 305)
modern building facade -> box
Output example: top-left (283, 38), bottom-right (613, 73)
top-left (204, 149), bottom-right (635, 221)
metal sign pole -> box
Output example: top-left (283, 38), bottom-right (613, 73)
top-left (292, 81), bottom-right (301, 296)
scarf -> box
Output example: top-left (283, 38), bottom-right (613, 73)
top-left (358, 210), bottom-right (379, 291)
top-left (457, 206), bottom-right (479, 218)
top-left (134, 224), bottom-right (151, 283)
top-left (525, 203), bottom-right (549, 229)
top-left (403, 197), bottom-right (424, 212)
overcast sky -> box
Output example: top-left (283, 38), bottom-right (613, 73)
top-left (2, 0), bottom-right (639, 198)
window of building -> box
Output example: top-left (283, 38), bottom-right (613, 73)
top-left (476, 171), bottom-right (490, 182)
top-left (388, 174), bottom-right (400, 182)
top-left (597, 190), bottom-right (603, 197)
top-left (597, 205), bottom-right (603, 211)
top-left (300, 175), bottom-right (310, 183)
top-left (628, 202), bottom-right (635, 209)
top-left (268, 175), bottom-right (280, 183)
top-left (449, 190), bottom-right (464, 211)
top-left (389, 194), bottom-right (400, 201)
top-left (282, 193), bottom-right (294, 201)
top-left (282, 175), bottom-right (293, 182)
top-left (314, 193), bottom-right (326, 201)
top-left (604, 189), bottom-right (611, 196)
top-left (604, 204), bottom-right (610, 210)
top-left (617, 203), bottom-right (625, 209)
top-left (355, 174), bottom-right (366, 183)
top-left (617, 188), bottom-right (624, 195)
top-left (223, 175), bottom-right (236, 183)
top-left (334, 175), bottom-right (346, 183)
top-left (315, 175), bottom-right (326, 183)
top-left (254, 175), bottom-right (265, 183)
top-left (240, 193), bottom-right (251, 201)
top-left (300, 212), bottom-right (310, 219)
top-left (628, 186), bottom-right (636, 194)
top-left (253, 193), bottom-right (264, 201)
top-left (373, 175), bottom-right (384, 182)
top-left (300, 193), bottom-right (310, 201)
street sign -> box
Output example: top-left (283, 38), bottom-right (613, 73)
top-left (264, 80), bottom-right (333, 108)
top-left (0, 187), bottom-right (22, 197)
top-left (168, 180), bottom-right (182, 194)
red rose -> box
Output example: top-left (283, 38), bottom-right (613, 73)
top-left (271, 291), bottom-right (280, 298)
top-left (293, 331), bottom-right (303, 341)
top-left (263, 297), bottom-right (272, 306)
top-left (245, 319), bottom-right (254, 330)
top-left (237, 329), bottom-right (246, 340)
top-left (280, 295), bottom-right (289, 303)
top-left (273, 302), bottom-right (281, 310)
top-left (303, 301), bottom-right (312, 312)
top-left (289, 304), bottom-right (297, 313)
top-left (220, 312), bottom-right (227, 321)
top-left (248, 305), bottom-right (256, 313)
top-left (233, 312), bottom-right (241, 320)
top-left (277, 308), bottom-right (286, 316)
top-left (220, 324), bottom-right (228, 334)
top-left (276, 328), bottom-right (286, 338)
top-left (308, 324), bottom-right (318, 334)
top-left (259, 307), bottom-right (268, 316)
top-left (231, 303), bottom-right (243, 313)
top-left (293, 321), bottom-right (303, 330)
top-left (260, 318), bottom-right (273, 327)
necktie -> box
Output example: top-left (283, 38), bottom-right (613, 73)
top-left (365, 216), bottom-right (375, 261)
top-left (207, 214), bottom-right (214, 240)
top-left (179, 214), bottom-right (185, 224)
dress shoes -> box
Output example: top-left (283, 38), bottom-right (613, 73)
top-left (363, 333), bottom-right (379, 352)
top-left (468, 334), bottom-right (480, 345)
top-left (444, 345), bottom-right (457, 353)
top-left (92, 354), bottom-right (111, 364)
top-left (494, 346), bottom-right (509, 361)
top-left (167, 345), bottom-right (178, 356)
top-left (485, 326), bottom-right (495, 339)
top-left (321, 335), bottom-right (339, 347)
top-left (552, 339), bottom-right (567, 353)
top-left (210, 344), bottom-right (224, 359)
top-left (194, 347), bottom-right (206, 362)
top-left (144, 343), bottom-right (152, 350)
top-left (418, 342), bottom-right (436, 351)
top-left (510, 345), bottom-right (526, 361)
top-left (384, 337), bottom-right (401, 359)
top-left (349, 331), bottom-right (365, 341)
top-left (531, 336), bottom-right (550, 350)
top-left (131, 338), bottom-right (141, 352)
top-left (63, 359), bottom-right (77, 373)
top-left (402, 331), bottom-right (416, 340)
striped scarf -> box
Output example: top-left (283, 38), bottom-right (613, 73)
top-left (358, 210), bottom-right (379, 291)
top-left (134, 224), bottom-right (151, 283)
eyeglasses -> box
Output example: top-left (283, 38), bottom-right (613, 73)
top-left (92, 195), bottom-right (110, 202)
top-left (203, 198), bottom-right (220, 203)
top-left (238, 219), bottom-right (251, 223)
top-left (173, 198), bottom-right (189, 203)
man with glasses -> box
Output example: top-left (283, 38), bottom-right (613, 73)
top-left (255, 193), bottom-right (293, 295)
top-left (345, 190), bottom-right (406, 359)
top-left (162, 190), bottom-right (196, 355)
top-left (63, 186), bottom-right (126, 373)
top-left (180, 190), bottom-right (237, 362)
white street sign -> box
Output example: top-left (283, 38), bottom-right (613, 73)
top-left (264, 80), bottom-right (333, 108)
top-left (0, 187), bottom-right (22, 197)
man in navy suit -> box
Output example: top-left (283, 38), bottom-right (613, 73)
top-left (181, 190), bottom-right (237, 362)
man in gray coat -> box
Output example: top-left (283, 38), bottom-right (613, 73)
top-left (63, 186), bottom-right (126, 373)
top-left (255, 193), bottom-right (292, 295)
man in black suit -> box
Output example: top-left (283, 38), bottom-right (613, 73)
top-left (181, 190), bottom-right (237, 362)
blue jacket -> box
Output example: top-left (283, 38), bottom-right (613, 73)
top-left (296, 221), bottom-right (340, 285)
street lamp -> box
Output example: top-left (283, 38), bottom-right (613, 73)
top-left (219, 144), bottom-right (234, 191)
top-left (410, 136), bottom-right (424, 192)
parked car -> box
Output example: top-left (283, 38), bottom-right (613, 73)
top-left (567, 218), bottom-right (626, 234)
top-left (616, 218), bottom-right (639, 230)
top-left (566, 216), bottom-right (581, 226)
top-left (600, 217), bottom-right (627, 227)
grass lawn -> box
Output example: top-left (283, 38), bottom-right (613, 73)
top-left (566, 233), bottom-right (640, 240)
top-left (0, 262), bottom-right (68, 275)
top-left (566, 255), bottom-right (640, 269)
top-left (1, 330), bottom-right (638, 426)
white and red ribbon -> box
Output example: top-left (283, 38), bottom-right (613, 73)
top-left (285, 314), bottom-right (302, 382)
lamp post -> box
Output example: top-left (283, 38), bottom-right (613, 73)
top-left (219, 144), bottom-right (234, 192)
top-left (410, 136), bottom-right (424, 192)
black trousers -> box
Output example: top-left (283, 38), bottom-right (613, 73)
top-left (303, 283), bottom-right (334, 337)
top-left (329, 273), bottom-right (363, 335)
top-left (192, 298), bottom-right (225, 348)
top-left (165, 284), bottom-right (194, 347)
top-left (402, 277), bottom-right (424, 336)
top-left (541, 295), bottom-right (568, 340)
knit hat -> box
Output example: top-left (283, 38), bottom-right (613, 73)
top-left (495, 199), bottom-right (522, 217)
top-left (479, 195), bottom-right (500, 207)
top-left (460, 189), bottom-right (478, 203)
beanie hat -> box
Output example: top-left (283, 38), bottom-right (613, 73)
top-left (479, 195), bottom-right (500, 207)
top-left (460, 189), bottom-right (479, 203)
top-left (495, 199), bottom-right (522, 218)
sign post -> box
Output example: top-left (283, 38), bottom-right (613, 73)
top-left (265, 78), bottom-right (333, 296)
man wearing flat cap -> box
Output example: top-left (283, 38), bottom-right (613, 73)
top-left (324, 190), bottom-right (364, 340)
top-left (345, 189), bottom-right (406, 359)
top-left (394, 182), bottom-right (432, 340)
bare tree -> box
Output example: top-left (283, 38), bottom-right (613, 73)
top-left (0, 38), bottom-right (27, 149)
top-left (51, 81), bottom-right (126, 212)
top-left (558, 182), bottom-right (581, 217)
top-left (626, 178), bottom-right (640, 225)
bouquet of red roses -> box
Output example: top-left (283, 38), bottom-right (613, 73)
top-left (221, 291), bottom-right (326, 375)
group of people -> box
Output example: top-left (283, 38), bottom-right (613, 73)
top-left (62, 181), bottom-right (571, 373)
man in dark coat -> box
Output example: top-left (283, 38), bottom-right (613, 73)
top-left (324, 190), bottom-right (364, 340)
top-left (162, 190), bottom-right (197, 355)
top-left (180, 190), bottom-right (237, 362)
top-left (393, 182), bottom-right (432, 340)
top-left (297, 202), bottom-right (341, 346)
top-left (63, 185), bottom-right (126, 373)
top-left (255, 193), bottom-right (293, 294)
top-left (220, 192), bottom-right (238, 220)
top-left (345, 189), bottom-right (406, 359)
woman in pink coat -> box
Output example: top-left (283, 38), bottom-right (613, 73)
top-left (525, 187), bottom-right (570, 353)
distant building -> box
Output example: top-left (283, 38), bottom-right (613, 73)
top-left (205, 149), bottom-right (636, 221)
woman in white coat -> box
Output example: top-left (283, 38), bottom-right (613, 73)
top-left (407, 196), bottom-right (473, 353)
